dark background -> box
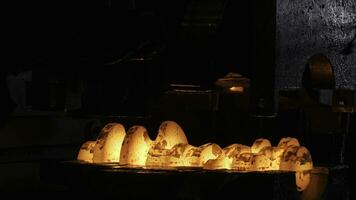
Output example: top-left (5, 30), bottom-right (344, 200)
top-left (3, 0), bottom-right (356, 89)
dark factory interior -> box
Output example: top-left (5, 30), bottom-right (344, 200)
top-left (1, 0), bottom-right (355, 199)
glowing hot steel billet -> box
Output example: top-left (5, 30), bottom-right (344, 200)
top-left (92, 123), bottom-right (126, 163)
top-left (77, 141), bottom-right (96, 162)
top-left (120, 126), bottom-right (153, 166)
top-left (77, 121), bottom-right (313, 191)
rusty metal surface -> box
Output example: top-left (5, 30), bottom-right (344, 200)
top-left (277, 0), bottom-right (356, 90)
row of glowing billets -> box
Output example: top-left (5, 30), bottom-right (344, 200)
top-left (77, 121), bottom-right (313, 191)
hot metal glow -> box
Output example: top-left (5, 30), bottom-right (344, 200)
top-left (78, 121), bottom-right (313, 191)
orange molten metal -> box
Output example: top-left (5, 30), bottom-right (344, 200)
top-left (78, 120), bottom-right (313, 191)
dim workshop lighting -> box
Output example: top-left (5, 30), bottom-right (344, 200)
top-left (229, 86), bottom-right (244, 93)
top-left (78, 120), bottom-right (313, 191)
